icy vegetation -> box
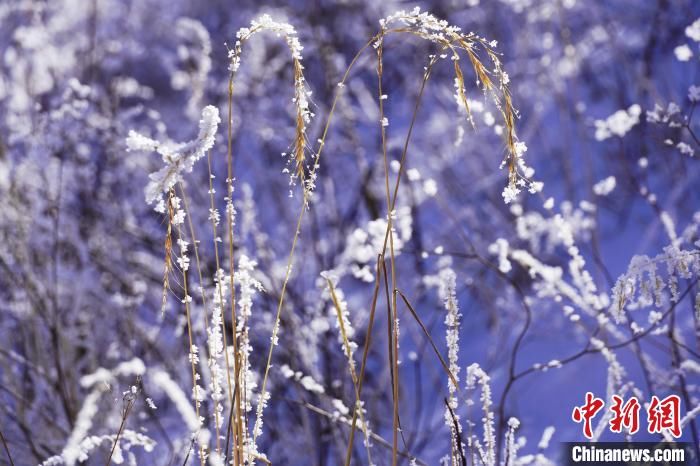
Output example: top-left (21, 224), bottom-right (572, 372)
top-left (0, 1), bottom-right (699, 465)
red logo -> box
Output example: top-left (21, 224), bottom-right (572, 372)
top-left (609, 395), bottom-right (640, 434)
top-left (572, 392), bottom-right (605, 439)
top-left (647, 395), bottom-right (681, 438)
top-left (572, 393), bottom-right (682, 439)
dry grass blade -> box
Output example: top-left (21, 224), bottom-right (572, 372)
top-left (374, 38), bottom-right (402, 466)
top-left (252, 202), bottom-right (307, 451)
top-left (226, 18), bottom-right (314, 462)
top-left (378, 258), bottom-right (409, 465)
top-left (453, 60), bottom-right (475, 129)
top-left (293, 58), bottom-right (308, 183)
top-left (325, 278), bottom-right (374, 466)
top-left (161, 190), bottom-right (175, 315)
top-left (344, 255), bottom-right (383, 466)
top-left (395, 290), bottom-right (460, 392)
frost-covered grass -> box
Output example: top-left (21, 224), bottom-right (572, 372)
top-left (122, 9), bottom-right (530, 465)
top-left (1, 1), bottom-right (699, 466)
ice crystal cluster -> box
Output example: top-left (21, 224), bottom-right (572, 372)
top-left (126, 105), bottom-right (221, 209)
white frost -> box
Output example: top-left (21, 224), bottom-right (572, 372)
top-left (126, 105), bottom-right (220, 208)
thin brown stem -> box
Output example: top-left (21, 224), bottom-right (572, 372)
top-left (105, 397), bottom-right (135, 466)
top-left (344, 256), bottom-right (383, 465)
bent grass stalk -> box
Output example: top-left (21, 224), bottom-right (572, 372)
top-left (368, 17), bottom-right (520, 464)
top-left (240, 19), bottom-right (518, 462)
top-left (325, 278), bottom-right (374, 465)
top-left (226, 17), bottom-right (312, 463)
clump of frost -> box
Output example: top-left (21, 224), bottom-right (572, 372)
top-left (488, 238), bottom-right (512, 273)
top-left (592, 176), bottom-right (616, 196)
top-left (686, 18), bottom-right (700, 41)
top-left (674, 44), bottom-right (693, 62)
top-left (594, 105), bottom-right (641, 140)
top-left (126, 105), bottom-right (220, 210)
